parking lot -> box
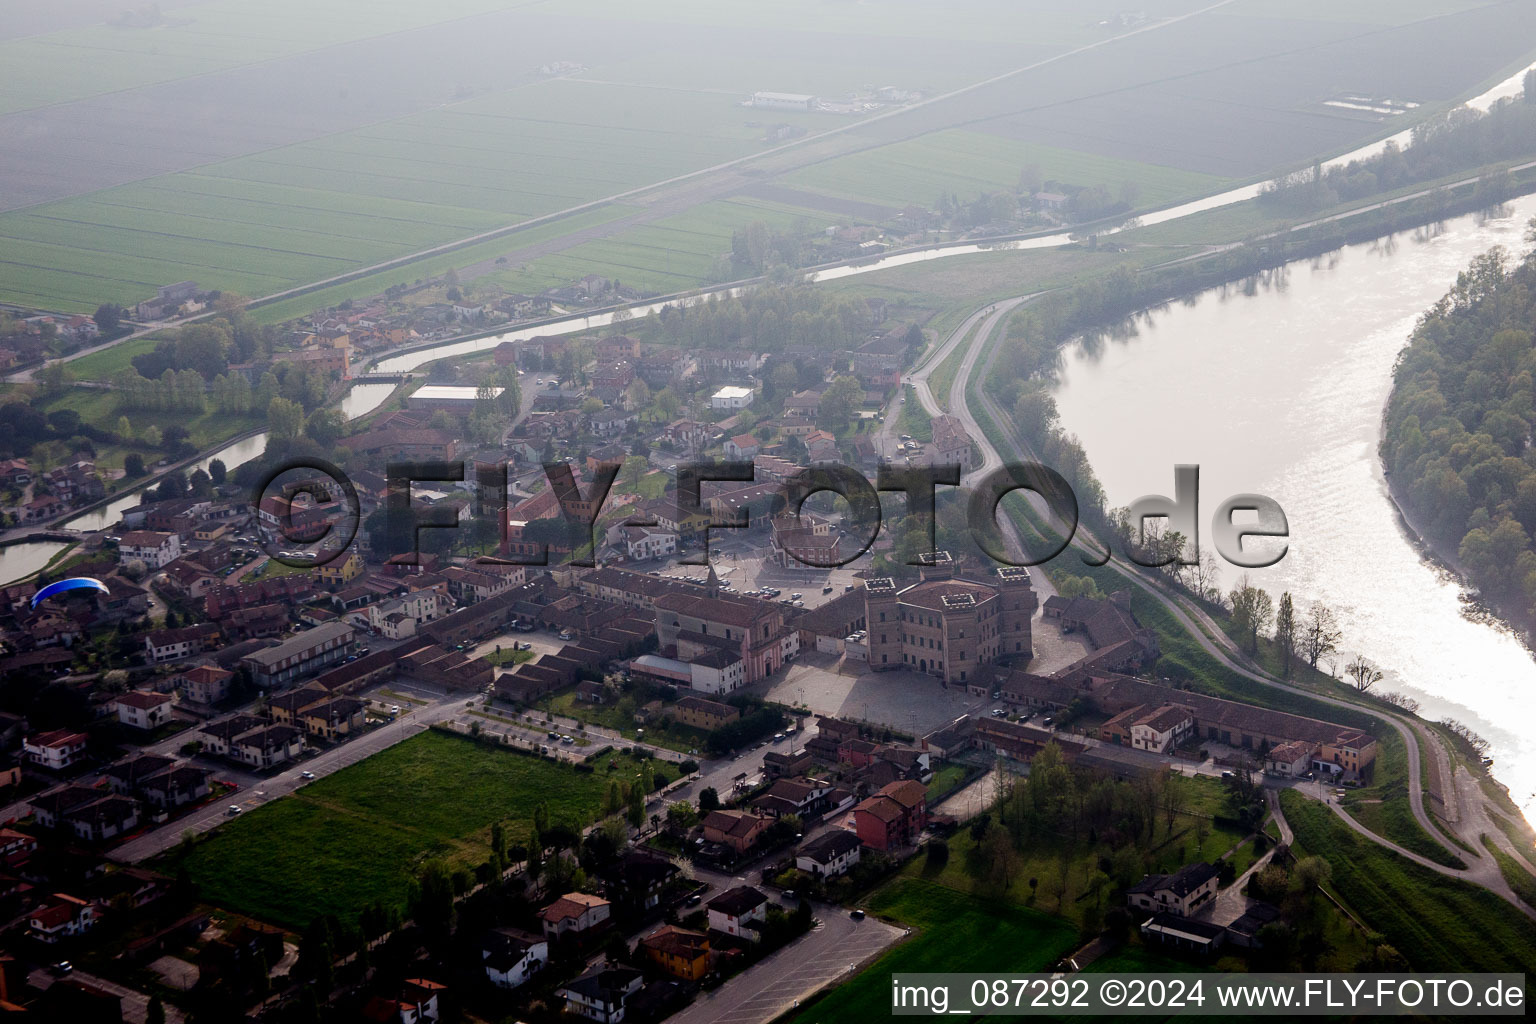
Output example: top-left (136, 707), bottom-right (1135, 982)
top-left (752, 653), bottom-right (986, 736)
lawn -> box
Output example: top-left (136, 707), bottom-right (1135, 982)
top-left (537, 688), bottom-right (711, 756)
top-left (174, 730), bottom-right (615, 930)
top-left (784, 877), bottom-right (1078, 1024)
top-left (1282, 790), bottom-right (1536, 974)
top-left (925, 763), bottom-right (971, 803)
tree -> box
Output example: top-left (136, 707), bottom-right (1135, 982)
top-left (36, 361), bottom-right (74, 396)
top-left (94, 303), bottom-right (124, 334)
top-left (817, 374), bottom-right (863, 428)
top-left (123, 453), bottom-right (146, 478)
top-left (1301, 603), bottom-right (1342, 672)
top-left (1228, 576), bottom-right (1274, 653)
top-left (145, 995), bottom-right (166, 1024)
top-left (209, 458), bottom-right (226, 486)
top-left (141, 424), bottom-right (163, 448)
top-left (1345, 655), bottom-right (1383, 693)
top-left (267, 396), bottom-right (304, 441)
top-left (698, 787), bottom-right (720, 812)
top-left (1274, 592), bottom-right (1297, 677)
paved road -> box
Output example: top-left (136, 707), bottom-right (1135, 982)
top-left (28, 966), bottom-right (184, 1024)
top-left (950, 288), bottom-right (1534, 912)
top-left (663, 909), bottom-right (904, 1024)
top-left (109, 684), bottom-right (462, 864)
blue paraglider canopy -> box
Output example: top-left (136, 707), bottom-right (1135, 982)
top-left (31, 576), bottom-right (110, 610)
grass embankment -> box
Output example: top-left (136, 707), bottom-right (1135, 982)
top-left (1282, 790), bottom-right (1536, 974)
top-left (173, 731), bottom-right (618, 929)
top-left (1340, 731), bottom-right (1465, 869)
top-left (1480, 834), bottom-right (1536, 910)
top-left (893, 391), bottom-right (932, 442)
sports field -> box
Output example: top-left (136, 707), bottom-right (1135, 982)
top-left (176, 730), bottom-right (617, 929)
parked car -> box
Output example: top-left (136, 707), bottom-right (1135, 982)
top-left (50, 961), bottom-right (72, 976)
top-left (227, 805), bottom-right (242, 816)
top-left (850, 909), bottom-right (866, 921)
top-left (774, 732), bottom-right (786, 741)
top-left (300, 771), bottom-right (316, 780)
top-left (558, 630), bottom-right (574, 641)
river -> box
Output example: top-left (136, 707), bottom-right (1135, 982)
top-left (1052, 193), bottom-right (1536, 823)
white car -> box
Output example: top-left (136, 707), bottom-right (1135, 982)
top-left (300, 770), bottom-right (316, 780)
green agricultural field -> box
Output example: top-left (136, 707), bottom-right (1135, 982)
top-left (0, 0), bottom-right (525, 116)
top-left (175, 730), bottom-right (616, 930)
top-left (784, 130), bottom-right (1229, 212)
top-left (785, 878), bottom-right (1078, 1024)
top-left (1282, 790), bottom-right (1536, 974)
top-left (64, 338), bottom-right (162, 381)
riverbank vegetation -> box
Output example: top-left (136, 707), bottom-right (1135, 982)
top-left (1381, 232), bottom-right (1536, 629)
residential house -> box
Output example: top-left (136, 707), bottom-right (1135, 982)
top-left (482, 928), bottom-right (548, 989)
top-left (23, 729), bottom-right (88, 771)
top-left (113, 691), bottom-right (175, 730)
top-left (640, 925), bottom-right (710, 981)
top-left (600, 849), bottom-right (680, 913)
top-left (1127, 863), bottom-right (1220, 917)
top-left (117, 530), bottom-right (182, 569)
top-left (852, 779), bottom-right (928, 851)
top-left (175, 664), bottom-right (234, 705)
top-left (540, 892), bottom-right (612, 941)
top-left (803, 430), bottom-right (839, 462)
top-left (1264, 740), bottom-right (1316, 778)
top-left (674, 695), bottom-right (740, 731)
top-left (723, 434), bottom-right (760, 460)
top-left (705, 885), bottom-right (768, 940)
top-left (232, 725), bottom-right (304, 769)
top-left (29, 894), bottom-right (97, 943)
top-left (700, 809), bottom-right (772, 856)
top-left (795, 828), bottom-right (863, 879)
top-left (558, 967), bottom-right (644, 1024)
top-left (144, 623), bottom-right (221, 664)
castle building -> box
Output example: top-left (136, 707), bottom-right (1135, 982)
top-left (864, 553), bottom-right (1036, 686)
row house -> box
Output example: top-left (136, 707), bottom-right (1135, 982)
top-left (241, 621), bottom-right (355, 688)
top-left (143, 623), bottom-right (222, 664)
top-left (851, 779), bottom-right (928, 851)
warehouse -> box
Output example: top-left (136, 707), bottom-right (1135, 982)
top-left (407, 384), bottom-right (503, 414)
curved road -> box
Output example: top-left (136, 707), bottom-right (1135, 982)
top-left (944, 289), bottom-right (1536, 915)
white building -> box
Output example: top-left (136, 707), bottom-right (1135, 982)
top-left (619, 526), bottom-right (676, 562)
top-left (706, 886), bottom-right (768, 939)
top-left (1129, 704), bottom-right (1195, 754)
top-left (750, 91), bottom-right (816, 111)
top-left (796, 829), bottom-right (863, 879)
top-left (117, 529), bottom-right (181, 568)
top-left (540, 892), bottom-right (611, 940)
top-left (114, 691), bottom-right (175, 730)
top-left (483, 929), bottom-right (548, 990)
top-left (710, 385), bottom-right (754, 410)
top-left (23, 729), bottom-right (88, 770)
